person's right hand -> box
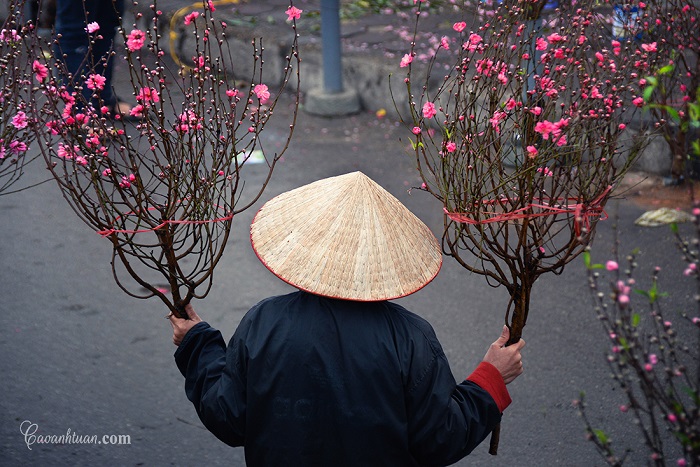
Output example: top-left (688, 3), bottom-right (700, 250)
top-left (482, 325), bottom-right (525, 384)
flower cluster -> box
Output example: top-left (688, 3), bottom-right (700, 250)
top-left (0, 9), bottom-right (40, 194)
top-left (622, 0), bottom-right (699, 182)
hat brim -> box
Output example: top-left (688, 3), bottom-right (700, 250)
top-left (250, 172), bottom-right (442, 301)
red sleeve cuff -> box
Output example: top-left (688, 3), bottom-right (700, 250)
top-left (466, 361), bottom-right (512, 413)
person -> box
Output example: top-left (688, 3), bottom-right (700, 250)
top-left (53, 0), bottom-right (132, 117)
top-left (169, 171), bottom-right (525, 466)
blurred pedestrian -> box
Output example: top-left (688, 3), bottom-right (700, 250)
top-left (169, 171), bottom-right (525, 466)
top-left (54, 0), bottom-right (132, 117)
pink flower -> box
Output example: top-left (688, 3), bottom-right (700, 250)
top-left (641, 42), bottom-right (657, 53)
top-left (619, 294), bottom-right (630, 305)
top-left (422, 101), bottom-right (437, 119)
top-left (286, 6), bottom-right (303, 21)
top-left (606, 260), bottom-right (619, 271)
top-left (253, 84), bottom-right (270, 103)
top-left (440, 36), bottom-right (450, 50)
top-left (649, 354), bottom-right (658, 365)
top-left (632, 97), bottom-right (645, 107)
top-left (32, 60), bottom-right (48, 81)
top-left (226, 88), bottom-right (239, 98)
top-left (453, 21), bottom-right (467, 32)
top-left (102, 168), bottom-right (112, 177)
top-left (412, 127), bottom-right (421, 135)
top-left (547, 32), bottom-right (566, 43)
top-left (618, 123), bottom-right (626, 130)
top-left (9, 140), bottom-right (27, 154)
top-left (85, 22), bottom-right (100, 33)
top-left (184, 11), bottom-right (200, 25)
top-left (129, 105), bottom-right (145, 118)
top-left (11, 111), bottom-right (28, 130)
top-left (85, 73), bottom-right (106, 91)
top-left (589, 87), bottom-right (603, 99)
top-left (0, 28), bottom-right (20, 42)
top-left (530, 106), bottom-right (542, 116)
top-left (489, 110), bottom-right (507, 132)
top-left (57, 142), bottom-right (78, 159)
top-left (446, 141), bottom-right (457, 152)
top-left (208, 0), bottom-right (215, 11)
top-left (400, 53), bottom-right (413, 68)
top-left (536, 166), bottom-right (553, 177)
top-left (505, 98), bottom-right (518, 111)
top-left (119, 176), bottom-right (132, 188)
top-left (536, 37), bottom-right (548, 51)
top-left (534, 120), bottom-right (555, 139)
top-left (126, 29), bottom-right (146, 52)
top-left (464, 33), bottom-right (483, 51)
top-left (526, 145), bottom-right (538, 158)
top-left (136, 87), bottom-right (160, 103)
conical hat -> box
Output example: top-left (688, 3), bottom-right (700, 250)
top-left (250, 172), bottom-right (442, 301)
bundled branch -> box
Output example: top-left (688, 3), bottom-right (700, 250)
top-left (30, 1), bottom-right (302, 317)
top-left (399, 0), bottom-right (657, 453)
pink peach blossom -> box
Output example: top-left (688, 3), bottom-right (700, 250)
top-left (422, 101), bottom-right (437, 119)
top-left (32, 60), bottom-right (48, 82)
top-left (11, 111), bottom-right (28, 130)
top-left (254, 84), bottom-right (270, 103)
top-left (85, 74), bottom-right (106, 91)
top-left (184, 11), bottom-right (200, 25)
top-left (126, 29), bottom-right (146, 52)
top-left (286, 6), bottom-right (302, 21)
top-left (453, 22), bottom-right (467, 32)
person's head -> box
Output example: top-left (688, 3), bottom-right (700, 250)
top-left (250, 171), bottom-right (442, 301)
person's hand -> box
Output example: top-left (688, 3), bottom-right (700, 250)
top-left (167, 304), bottom-right (202, 346)
top-left (482, 325), bottom-right (525, 384)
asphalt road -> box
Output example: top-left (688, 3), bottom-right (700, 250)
top-left (1, 37), bottom-right (696, 467)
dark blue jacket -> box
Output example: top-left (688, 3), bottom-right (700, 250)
top-left (175, 291), bottom-right (509, 466)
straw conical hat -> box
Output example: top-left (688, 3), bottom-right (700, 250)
top-left (250, 172), bottom-right (442, 301)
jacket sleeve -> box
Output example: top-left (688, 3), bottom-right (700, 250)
top-left (174, 322), bottom-right (247, 447)
top-left (404, 332), bottom-right (508, 466)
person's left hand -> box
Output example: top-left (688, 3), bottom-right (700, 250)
top-left (167, 304), bottom-right (202, 346)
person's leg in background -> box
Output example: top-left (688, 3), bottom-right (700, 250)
top-left (53, 0), bottom-right (126, 114)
